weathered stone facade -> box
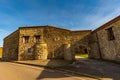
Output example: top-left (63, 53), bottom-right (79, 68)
top-left (3, 30), bottom-right (19, 61)
top-left (3, 26), bottom-right (91, 61)
top-left (3, 16), bottom-right (120, 62)
top-left (89, 16), bottom-right (120, 62)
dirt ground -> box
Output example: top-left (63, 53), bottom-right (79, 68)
top-left (0, 62), bottom-right (97, 80)
top-left (14, 58), bottom-right (120, 80)
top-left (63, 58), bottom-right (120, 80)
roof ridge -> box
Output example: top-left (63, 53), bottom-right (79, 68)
top-left (71, 30), bottom-right (92, 32)
top-left (19, 25), bottom-right (71, 31)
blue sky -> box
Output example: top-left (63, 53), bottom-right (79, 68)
top-left (0, 0), bottom-right (120, 46)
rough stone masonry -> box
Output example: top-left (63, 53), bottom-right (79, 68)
top-left (3, 26), bottom-right (91, 61)
top-left (3, 15), bottom-right (120, 62)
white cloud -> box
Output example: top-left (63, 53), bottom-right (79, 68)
top-left (83, 1), bottom-right (120, 30)
top-left (92, 9), bottom-right (120, 29)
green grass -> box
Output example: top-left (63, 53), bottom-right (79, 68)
top-left (75, 53), bottom-right (88, 58)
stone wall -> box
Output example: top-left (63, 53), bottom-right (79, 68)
top-left (64, 43), bottom-right (72, 60)
top-left (88, 32), bottom-right (101, 59)
top-left (71, 30), bottom-right (92, 56)
top-left (18, 26), bottom-right (92, 60)
top-left (18, 27), bottom-right (71, 60)
top-left (18, 27), bottom-right (44, 60)
top-left (43, 27), bottom-right (71, 59)
top-left (43, 27), bottom-right (91, 60)
top-left (3, 30), bottom-right (19, 61)
top-left (3, 26), bottom-right (92, 61)
top-left (89, 20), bottom-right (120, 61)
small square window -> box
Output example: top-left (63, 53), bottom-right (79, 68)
top-left (23, 36), bottom-right (29, 43)
top-left (28, 48), bottom-right (34, 53)
top-left (106, 27), bottom-right (115, 41)
top-left (35, 35), bottom-right (41, 43)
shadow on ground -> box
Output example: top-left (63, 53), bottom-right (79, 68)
top-left (36, 68), bottom-right (67, 80)
top-left (62, 58), bottom-right (120, 80)
top-left (13, 59), bottom-right (82, 80)
top-left (35, 59), bottom-right (96, 80)
top-left (5, 58), bottom-right (120, 80)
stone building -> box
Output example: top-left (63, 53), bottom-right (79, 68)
top-left (3, 26), bottom-right (91, 61)
top-left (89, 15), bottom-right (120, 62)
top-left (3, 16), bottom-right (120, 62)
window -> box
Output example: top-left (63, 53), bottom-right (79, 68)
top-left (23, 36), bottom-right (29, 43)
top-left (106, 27), bottom-right (115, 40)
top-left (35, 35), bottom-right (40, 43)
top-left (28, 48), bottom-right (34, 53)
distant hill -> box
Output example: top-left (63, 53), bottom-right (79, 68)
top-left (0, 47), bottom-right (2, 58)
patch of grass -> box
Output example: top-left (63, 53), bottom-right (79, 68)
top-left (75, 53), bottom-right (88, 58)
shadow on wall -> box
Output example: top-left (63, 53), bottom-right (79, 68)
top-left (2, 47), bottom-right (18, 61)
top-left (20, 43), bottom-right (74, 61)
top-left (47, 44), bottom-right (65, 59)
top-left (47, 43), bottom-right (74, 61)
top-left (19, 36), bottom-right (90, 60)
top-left (71, 35), bottom-right (90, 58)
top-left (75, 45), bottom-right (88, 54)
